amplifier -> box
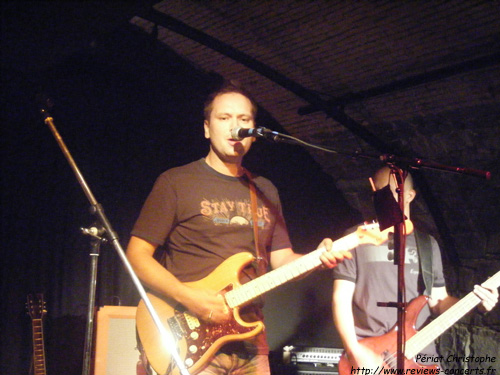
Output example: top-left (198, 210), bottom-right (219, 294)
top-left (283, 345), bottom-right (343, 365)
top-left (287, 363), bottom-right (338, 375)
top-left (278, 346), bottom-right (343, 375)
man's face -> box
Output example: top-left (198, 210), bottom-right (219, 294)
top-left (204, 92), bottom-right (255, 163)
top-left (374, 168), bottom-right (415, 208)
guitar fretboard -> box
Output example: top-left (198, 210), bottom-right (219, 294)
top-left (225, 233), bottom-right (360, 308)
top-left (32, 319), bottom-right (47, 375)
top-left (405, 270), bottom-right (500, 359)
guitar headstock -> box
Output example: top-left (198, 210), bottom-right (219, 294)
top-left (355, 219), bottom-right (414, 246)
top-left (26, 293), bottom-right (47, 319)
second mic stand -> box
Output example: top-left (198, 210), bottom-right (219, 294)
top-left (374, 167), bottom-right (409, 371)
top-left (394, 170), bottom-right (409, 371)
top-left (257, 129), bottom-right (491, 369)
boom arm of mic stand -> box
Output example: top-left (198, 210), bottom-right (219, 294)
top-left (259, 129), bottom-right (344, 153)
top-left (259, 130), bottom-right (491, 181)
top-left (381, 154), bottom-right (491, 180)
top-left (40, 109), bottom-right (191, 375)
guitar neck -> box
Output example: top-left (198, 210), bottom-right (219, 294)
top-left (225, 233), bottom-right (359, 308)
top-left (406, 270), bottom-right (500, 359)
top-left (32, 318), bottom-right (47, 375)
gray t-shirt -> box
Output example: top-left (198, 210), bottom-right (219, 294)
top-left (333, 227), bottom-right (445, 357)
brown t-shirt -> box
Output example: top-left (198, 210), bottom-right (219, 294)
top-left (132, 158), bottom-right (292, 354)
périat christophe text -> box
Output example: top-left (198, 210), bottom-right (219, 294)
top-left (350, 354), bottom-right (497, 375)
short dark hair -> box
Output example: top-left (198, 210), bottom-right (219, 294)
top-left (203, 80), bottom-right (258, 121)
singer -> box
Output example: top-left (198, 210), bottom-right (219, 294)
top-left (126, 80), bottom-right (351, 375)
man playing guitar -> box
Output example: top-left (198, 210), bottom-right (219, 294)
top-left (332, 166), bottom-right (498, 372)
top-left (127, 81), bottom-right (350, 375)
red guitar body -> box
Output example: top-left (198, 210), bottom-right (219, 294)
top-left (338, 295), bottom-right (440, 374)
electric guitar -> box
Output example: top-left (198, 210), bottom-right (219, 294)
top-left (26, 293), bottom-right (48, 375)
top-left (338, 270), bottom-right (500, 374)
top-left (136, 221), bottom-right (413, 375)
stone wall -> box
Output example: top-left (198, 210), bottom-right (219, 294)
top-left (438, 258), bottom-right (500, 371)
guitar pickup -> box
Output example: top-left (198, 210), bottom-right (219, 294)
top-left (167, 315), bottom-right (185, 340)
top-left (183, 311), bottom-right (201, 330)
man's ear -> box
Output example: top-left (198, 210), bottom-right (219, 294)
top-left (203, 120), bottom-right (210, 139)
top-left (406, 188), bottom-right (416, 204)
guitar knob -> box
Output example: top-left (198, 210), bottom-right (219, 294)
top-left (190, 331), bottom-right (199, 340)
top-left (185, 358), bottom-right (193, 367)
top-left (189, 345), bottom-right (198, 354)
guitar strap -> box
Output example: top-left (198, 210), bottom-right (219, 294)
top-left (414, 229), bottom-right (433, 296)
top-left (245, 170), bottom-right (268, 277)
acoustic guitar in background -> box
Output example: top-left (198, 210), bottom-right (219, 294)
top-left (26, 293), bottom-right (48, 375)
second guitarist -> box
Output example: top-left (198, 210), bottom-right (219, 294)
top-left (127, 81), bottom-right (351, 375)
top-left (332, 166), bottom-right (499, 372)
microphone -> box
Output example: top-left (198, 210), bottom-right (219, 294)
top-left (231, 127), bottom-right (274, 141)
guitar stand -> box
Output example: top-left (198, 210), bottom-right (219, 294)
top-left (39, 102), bottom-right (192, 375)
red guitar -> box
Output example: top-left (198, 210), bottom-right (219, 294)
top-left (26, 293), bottom-right (48, 375)
top-left (338, 270), bottom-right (500, 374)
top-left (137, 221), bottom-right (413, 375)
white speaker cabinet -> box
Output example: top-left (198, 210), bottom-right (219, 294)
top-left (94, 305), bottom-right (143, 375)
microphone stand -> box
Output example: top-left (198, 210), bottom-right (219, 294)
top-left (258, 127), bottom-right (490, 369)
top-left (80, 225), bottom-right (106, 375)
top-left (374, 166), bottom-right (408, 371)
top-left (39, 106), bottom-right (191, 375)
